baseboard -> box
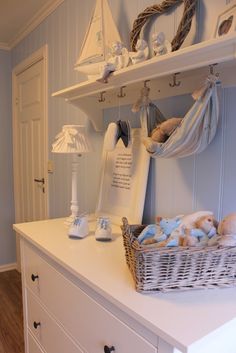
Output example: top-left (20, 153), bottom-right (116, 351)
top-left (0, 262), bottom-right (17, 273)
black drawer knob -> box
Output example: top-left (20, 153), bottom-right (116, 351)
top-left (33, 321), bottom-right (41, 329)
top-left (104, 345), bottom-right (115, 353)
top-left (31, 274), bottom-right (39, 282)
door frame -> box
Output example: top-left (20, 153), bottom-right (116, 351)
top-left (12, 45), bottom-right (49, 223)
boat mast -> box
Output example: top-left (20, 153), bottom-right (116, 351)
top-left (101, 0), bottom-right (105, 60)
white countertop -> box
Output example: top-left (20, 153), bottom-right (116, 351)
top-left (14, 218), bottom-right (236, 353)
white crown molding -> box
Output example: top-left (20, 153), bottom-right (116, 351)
top-left (0, 42), bottom-right (10, 51)
top-left (10, 0), bottom-right (65, 49)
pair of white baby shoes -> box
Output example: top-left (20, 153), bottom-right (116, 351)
top-left (68, 215), bottom-right (112, 241)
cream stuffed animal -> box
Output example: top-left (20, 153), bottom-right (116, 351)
top-left (151, 117), bottom-right (182, 142)
top-left (218, 213), bottom-right (236, 246)
top-left (183, 214), bottom-right (218, 247)
top-left (143, 117), bottom-right (182, 153)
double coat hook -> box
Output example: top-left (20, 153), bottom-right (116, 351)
top-left (117, 86), bottom-right (126, 98)
top-left (169, 73), bottom-right (181, 87)
top-left (209, 63), bottom-right (219, 76)
top-left (98, 91), bottom-right (106, 102)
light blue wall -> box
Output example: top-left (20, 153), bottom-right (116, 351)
top-left (10, 0), bottom-right (236, 229)
top-left (12, 0), bottom-right (103, 219)
top-left (0, 49), bottom-right (15, 265)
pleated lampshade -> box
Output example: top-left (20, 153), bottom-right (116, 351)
top-left (52, 125), bottom-right (91, 154)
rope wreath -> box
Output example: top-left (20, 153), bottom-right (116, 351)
top-left (130, 0), bottom-right (198, 52)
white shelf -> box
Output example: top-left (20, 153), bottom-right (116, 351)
top-left (52, 34), bottom-right (236, 131)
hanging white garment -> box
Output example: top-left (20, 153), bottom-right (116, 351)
top-left (142, 75), bottom-right (220, 158)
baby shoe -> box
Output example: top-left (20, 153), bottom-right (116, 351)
top-left (68, 215), bottom-right (89, 239)
top-left (95, 217), bottom-right (112, 241)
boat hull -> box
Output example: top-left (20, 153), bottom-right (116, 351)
top-left (74, 61), bottom-right (106, 80)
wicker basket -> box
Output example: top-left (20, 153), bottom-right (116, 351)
top-left (121, 217), bottom-right (236, 293)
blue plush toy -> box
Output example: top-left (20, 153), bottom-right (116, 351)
top-left (159, 216), bottom-right (182, 236)
top-left (137, 224), bottom-right (167, 244)
top-left (137, 216), bottom-right (183, 245)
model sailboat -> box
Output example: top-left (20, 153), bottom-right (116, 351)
top-left (74, 0), bottom-right (122, 78)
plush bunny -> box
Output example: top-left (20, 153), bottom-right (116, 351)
top-left (137, 215), bottom-right (182, 245)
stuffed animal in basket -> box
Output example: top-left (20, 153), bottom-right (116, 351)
top-left (164, 211), bottom-right (216, 247)
top-left (137, 215), bottom-right (182, 245)
top-left (138, 211), bottom-right (217, 247)
top-left (218, 213), bottom-right (236, 246)
top-left (142, 117), bottom-right (182, 153)
top-left (183, 214), bottom-right (218, 247)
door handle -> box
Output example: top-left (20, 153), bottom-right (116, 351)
top-left (34, 178), bottom-right (45, 184)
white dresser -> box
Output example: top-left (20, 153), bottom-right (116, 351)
top-left (14, 218), bottom-right (236, 353)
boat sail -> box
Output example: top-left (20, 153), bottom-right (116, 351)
top-left (74, 0), bottom-right (122, 78)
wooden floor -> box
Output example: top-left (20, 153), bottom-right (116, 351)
top-left (0, 270), bottom-right (24, 353)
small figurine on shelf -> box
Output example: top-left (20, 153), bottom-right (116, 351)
top-left (129, 39), bottom-right (149, 65)
top-left (152, 32), bottom-right (171, 56)
top-left (97, 62), bottom-right (116, 83)
top-left (108, 41), bottom-right (130, 70)
top-left (97, 41), bottom-right (129, 83)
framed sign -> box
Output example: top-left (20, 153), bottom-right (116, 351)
top-left (214, 1), bottom-right (236, 38)
top-left (95, 128), bottom-right (150, 225)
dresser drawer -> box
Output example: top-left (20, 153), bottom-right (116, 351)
top-left (27, 289), bottom-right (84, 353)
top-left (23, 242), bottom-right (157, 353)
top-left (28, 331), bottom-right (45, 353)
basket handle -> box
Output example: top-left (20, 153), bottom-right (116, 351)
top-left (121, 217), bottom-right (130, 234)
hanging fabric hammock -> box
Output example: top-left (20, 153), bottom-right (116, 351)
top-left (142, 74), bottom-right (220, 158)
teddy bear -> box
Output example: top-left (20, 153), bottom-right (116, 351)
top-left (142, 117), bottom-right (182, 153)
top-left (218, 213), bottom-right (236, 246)
top-left (150, 117), bottom-right (182, 143)
top-left (183, 214), bottom-right (218, 247)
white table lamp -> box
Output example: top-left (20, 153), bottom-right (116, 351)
top-left (52, 125), bottom-right (91, 225)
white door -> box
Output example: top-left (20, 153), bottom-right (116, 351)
top-left (14, 57), bottom-right (48, 222)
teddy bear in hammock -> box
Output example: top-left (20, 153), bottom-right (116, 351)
top-left (143, 117), bottom-right (182, 153)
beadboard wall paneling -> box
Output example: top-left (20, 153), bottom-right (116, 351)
top-left (220, 87), bottom-right (236, 217)
top-left (11, 0), bottom-right (235, 223)
top-left (0, 50), bottom-right (15, 265)
top-left (12, 0), bottom-right (101, 219)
